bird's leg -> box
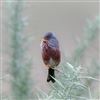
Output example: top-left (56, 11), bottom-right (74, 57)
top-left (47, 68), bottom-right (51, 82)
top-left (50, 68), bottom-right (55, 83)
top-left (47, 68), bottom-right (55, 83)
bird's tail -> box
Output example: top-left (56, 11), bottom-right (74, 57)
top-left (47, 68), bottom-right (55, 83)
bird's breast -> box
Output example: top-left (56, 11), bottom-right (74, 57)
top-left (48, 58), bottom-right (57, 68)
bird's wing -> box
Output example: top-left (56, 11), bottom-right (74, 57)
top-left (48, 38), bottom-right (59, 49)
top-left (48, 38), bottom-right (60, 60)
top-left (49, 48), bottom-right (61, 66)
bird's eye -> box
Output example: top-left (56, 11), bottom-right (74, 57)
top-left (43, 40), bottom-right (47, 43)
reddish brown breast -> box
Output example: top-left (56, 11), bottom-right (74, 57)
top-left (42, 40), bottom-right (61, 67)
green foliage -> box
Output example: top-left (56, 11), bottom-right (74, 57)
top-left (72, 16), bottom-right (100, 66)
top-left (7, 0), bottom-right (32, 100)
top-left (37, 63), bottom-right (89, 100)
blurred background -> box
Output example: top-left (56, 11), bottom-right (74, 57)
top-left (1, 0), bottom-right (100, 100)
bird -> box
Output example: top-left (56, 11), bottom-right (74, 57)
top-left (40, 32), bottom-right (61, 83)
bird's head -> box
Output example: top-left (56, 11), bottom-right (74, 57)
top-left (43, 32), bottom-right (55, 40)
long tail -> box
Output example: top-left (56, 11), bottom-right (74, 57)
top-left (47, 68), bottom-right (55, 83)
